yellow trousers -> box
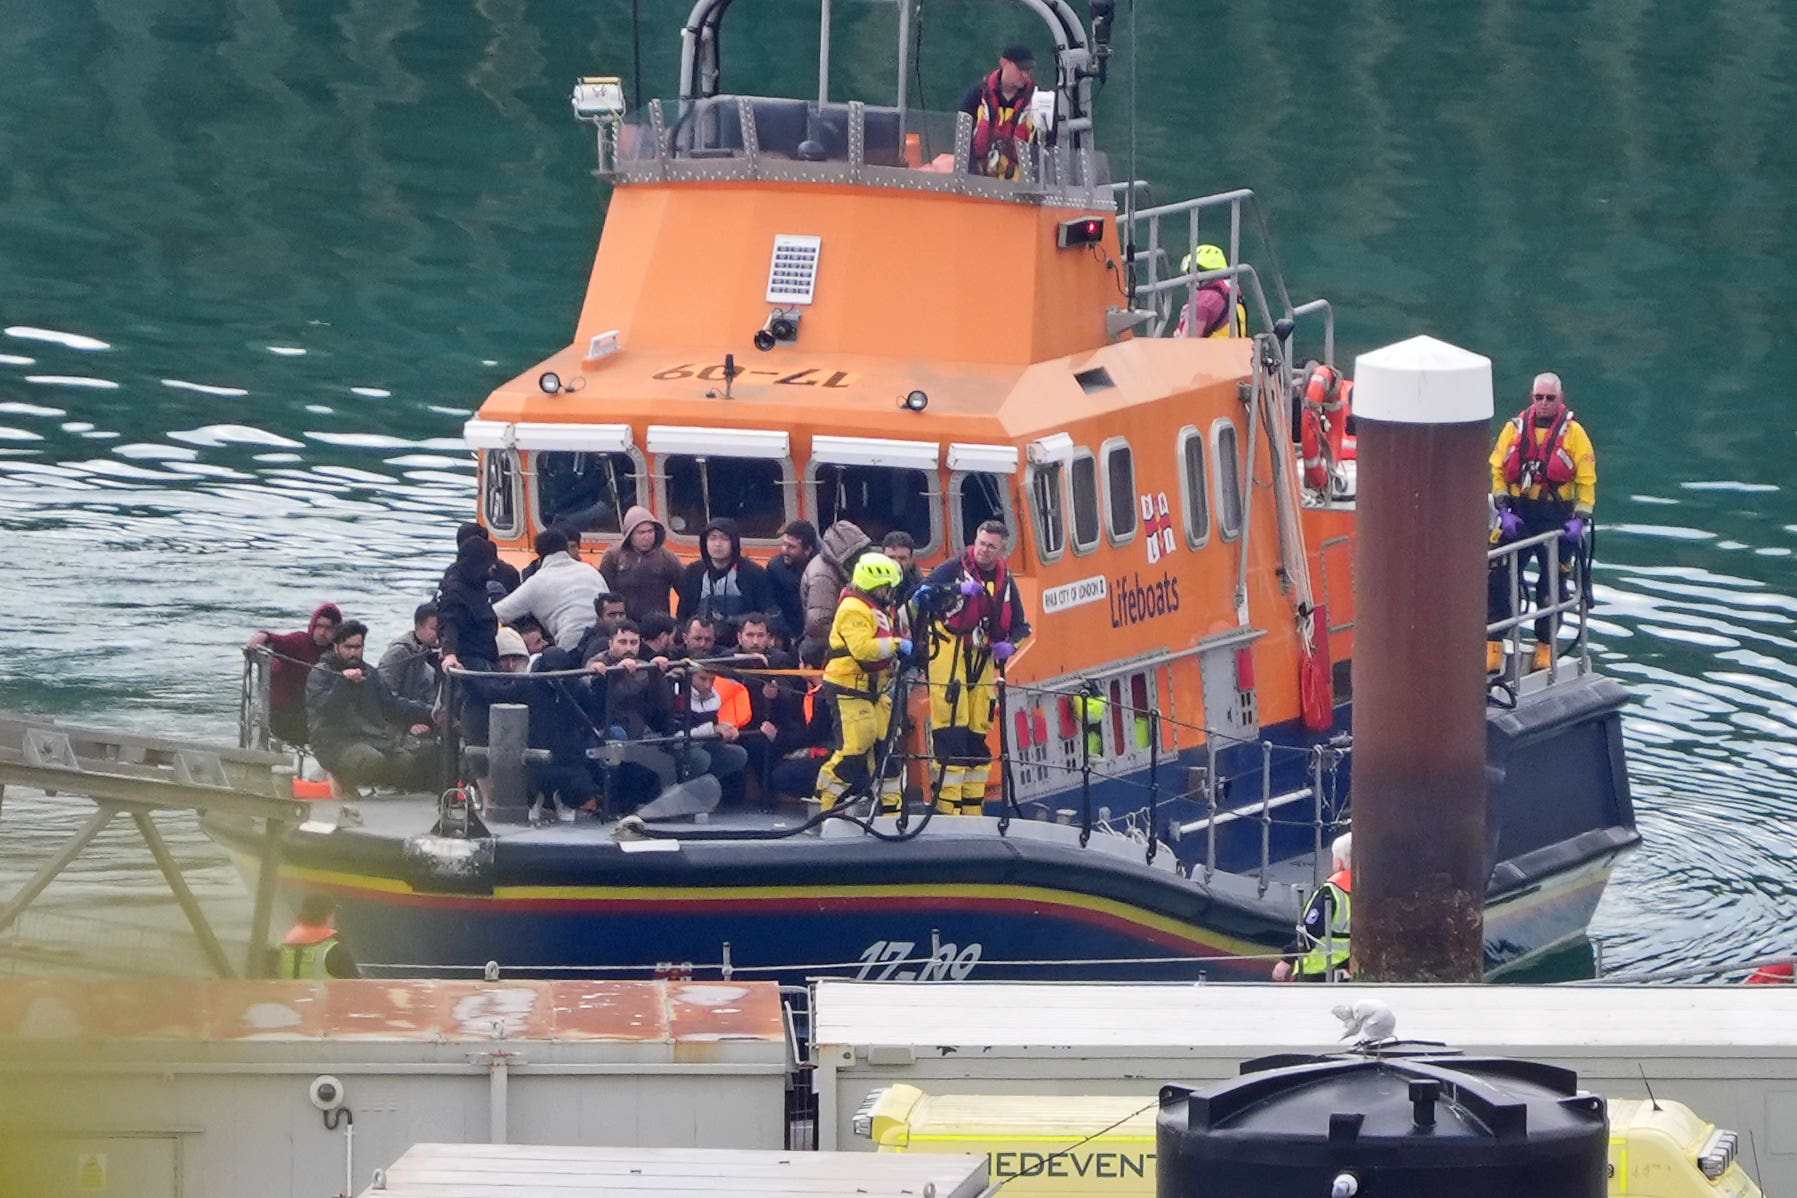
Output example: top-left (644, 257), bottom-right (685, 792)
top-left (927, 634), bottom-right (996, 814)
top-left (814, 690), bottom-right (899, 811)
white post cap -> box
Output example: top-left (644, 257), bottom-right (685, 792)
top-left (1352, 335), bottom-right (1494, 424)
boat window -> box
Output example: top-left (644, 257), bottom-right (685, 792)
top-left (663, 454), bottom-right (791, 541)
top-left (1028, 462), bottom-right (1066, 562)
top-left (1101, 438), bottom-right (1137, 545)
top-left (810, 463), bottom-right (938, 551)
top-left (1213, 420), bottom-right (1243, 541)
top-left (951, 471), bottom-right (1017, 555)
top-left (1177, 425), bottom-right (1210, 548)
top-left (1068, 450), bottom-right (1101, 553)
top-left (482, 449), bottom-right (520, 538)
top-left (534, 450), bottom-right (644, 535)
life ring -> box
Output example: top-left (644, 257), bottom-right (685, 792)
top-left (1332, 379), bottom-right (1357, 461)
top-left (1300, 365), bottom-right (1337, 489)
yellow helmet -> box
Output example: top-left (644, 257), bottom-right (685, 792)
top-left (851, 552), bottom-right (903, 594)
top-left (1181, 243), bottom-right (1229, 274)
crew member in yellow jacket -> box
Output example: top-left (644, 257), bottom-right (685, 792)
top-left (1487, 372), bottom-right (1597, 674)
top-left (815, 553), bottom-right (910, 811)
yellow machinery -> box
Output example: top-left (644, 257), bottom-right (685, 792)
top-left (856, 1085), bottom-right (1763, 1198)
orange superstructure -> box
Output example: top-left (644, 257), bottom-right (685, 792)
top-left (466, 4), bottom-right (1357, 811)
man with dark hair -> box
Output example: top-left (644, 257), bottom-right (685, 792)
top-left (449, 522), bottom-right (521, 596)
top-left (246, 602), bottom-right (342, 746)
top-left (272, 894), bottom-right (360, 979)
top-left (676, 517), bottom-right (773, 644)
top-left (679, 615), bottom-right (719, 660)
top-left (640, 611), bottom-right (679, 662)
top-left (521, 522), bottom-right (583, 582)
top-left (880, 530), bottom-right (922, 602)
top-left (305, 620), bottom-right (436, 792)
top-left (494, 526), bottom-right (606, 650)
top-left (767, 520), bottom-right (817, 637)
top-left (573, 593), bottom-right (632, 663)
top-left (378, 601), bottom-right (441, 708)
top-left (920, 519), bottom-right (1031, 814)
top-left (587, 620), bottom-right (702, 805)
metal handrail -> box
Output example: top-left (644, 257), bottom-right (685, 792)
top-left (1486, 527), bottom-right (1592, 688)
top-left (1118, 187), bottom-right (1335, 367)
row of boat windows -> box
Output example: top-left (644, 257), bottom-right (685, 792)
top-left (1028, 421), bottom-right (1244, 562)
top-left (481, 423), bottom-right (1243, 561)
top-left (482, 452), bottom-right (1014, 555)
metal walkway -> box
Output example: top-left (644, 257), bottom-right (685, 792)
top-left (0, 712), bottom-right (304, 977)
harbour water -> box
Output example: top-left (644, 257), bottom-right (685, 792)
top-left (1, 0), bottom-right (1794, 979)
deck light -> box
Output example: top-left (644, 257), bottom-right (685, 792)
top-left (571, 77), bottom-right (626, 121)
top-left (901, 390), bottom-right (929, 412)
top-left (539, 371), bottom-right (562, 394)
top-left (1057, 216), bottom-right (1106, 249)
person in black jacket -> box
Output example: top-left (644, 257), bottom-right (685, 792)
top-left (765, 519), bottom-right (816, 639)
top-left (439, 535), bottom-right (502, 673)
top-left (675, 517), bottom-right (773, 645)
top-left (447, 522), bottom-right (521, 597)
top-left (305, 621), bottom-right (436, 790)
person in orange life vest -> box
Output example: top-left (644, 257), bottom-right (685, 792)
top-left (272, 894), bottom-right (360, 979)
top-left (814, 554), bottom-right (910, 811)
top-left (1173, 244), bottom-right (1249, 339)
top-left (920, 520), bottom-right (1032, 815)
top-left (955, 44), bottom-right (1041, 181)
top-left (1487, 372), bottom-right (1597, 674)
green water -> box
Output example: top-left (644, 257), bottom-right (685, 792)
top-left (0, 0), bottom-right (1794, 978)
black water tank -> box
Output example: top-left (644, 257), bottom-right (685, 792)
top-left (1157, 1047), bottom-right (1607, 1198)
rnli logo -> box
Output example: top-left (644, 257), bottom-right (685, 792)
top-left (1140, 491), bottom-right (1176, 563)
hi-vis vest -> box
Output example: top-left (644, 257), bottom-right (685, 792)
top-left (1200, 282), bottom-right (1248, 338)
top-left (276, 925), bottom-right (338, 979)
top-left (1297, 870), bottom-right (1352, 979)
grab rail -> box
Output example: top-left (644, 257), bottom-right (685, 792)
top-left (1486, 526), bottom-right (1592, 690)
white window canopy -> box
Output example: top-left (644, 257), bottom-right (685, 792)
top-left (1027, 432), bottom-right (1075, 464)
top-left (947, 443), bottom-right (1020, 475)
top-left (646, 425), bottom-right (791, 459)
top-left (810, 435), bottom-right (939, 471)
top-left (463, 420), bottom-right (635, 453)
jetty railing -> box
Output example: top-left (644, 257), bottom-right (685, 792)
top-left (0, 710), bottom-right (305, 978)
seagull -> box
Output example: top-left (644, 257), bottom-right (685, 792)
top-left (1333, 999), bottom-right (1397, 1045)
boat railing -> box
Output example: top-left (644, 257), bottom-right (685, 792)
top-left (1485, 526), bottom-right (1593, 692)
top-left (592, 96), bottom-right (1110, 199)
top-left (1117, 188), bottom-right (1336, 367)
top-left (994, 673), bottom-right (1349, 894)
top-left (239, 645), bottom-right (273, 752)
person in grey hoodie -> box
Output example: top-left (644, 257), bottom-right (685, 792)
top-left (599, 505), bottom-right (685, 619)
top-left (799, 520), bottom-right (873, 648)
top-left (492, 526), bottom-right (606, 650)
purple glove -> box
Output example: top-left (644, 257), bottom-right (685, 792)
top-left (1562, 516), bottom-right (1588, 543)
top-left (1498, 509), bottom-right (1523, 540)
top-left (991, 641), bottom-right (1016, 663)
top-left (897, 637), bottom-right (914, 658)
top-left (958, 576), bottom-right (983, 597)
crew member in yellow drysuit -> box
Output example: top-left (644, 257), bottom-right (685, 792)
top-left (814, 553), bottom-right (909, 811)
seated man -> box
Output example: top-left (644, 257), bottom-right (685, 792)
top-left (305, 621), bottom-right (436, 791)
top-left (683, 666), bottom-right (750, 785)
top-left (246, 602), bottom-right (342, 746)
top-left (767, 642), bottom-right (835, 802)
top-left (572, 593), bottom-right (631, 664)
top-left (588, 620), bottom-right (705, 805)
top-left (676, 614), bottom-right (719, 661)
top-left (377, 601), bottom-right (441, 709)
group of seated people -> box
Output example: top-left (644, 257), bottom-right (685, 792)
top-left (247, 520), bottom-right (838, 814)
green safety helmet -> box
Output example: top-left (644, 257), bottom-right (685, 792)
top-left (851, 552), bottom-right (904, 594)
top-left (1181, 243), bottom-right (1229, 274)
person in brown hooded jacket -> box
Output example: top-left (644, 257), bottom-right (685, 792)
top-left (599, 505), bottom-right (684, 619)
top-left (799, 521), bottom-right (872, 653)
top-left (246, 602), bottom-right (342, 746)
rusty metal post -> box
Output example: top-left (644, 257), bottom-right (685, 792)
top-left (1350, 335), bottom-right (1493, 982)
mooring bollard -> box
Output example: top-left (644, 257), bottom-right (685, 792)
top-left (1350, 335), bottom-right (1494, 983)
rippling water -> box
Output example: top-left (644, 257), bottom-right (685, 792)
top-left (1, 0), bottom-right (1795, 978)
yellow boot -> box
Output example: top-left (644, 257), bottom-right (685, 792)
top-left (1485, 641), bottom-right (1504, 674)
top-left (1531, 643), bottom-right (1555, 672)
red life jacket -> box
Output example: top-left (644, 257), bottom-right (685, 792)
top-left (1501, 406), bottom-right (1578, 491)
top-left (970, 69), bottom-right (1034, 179)
top-left (941, 551), bottom-right (1015, 639)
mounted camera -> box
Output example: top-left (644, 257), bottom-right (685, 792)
top-left (753, 309), bottom-right (801, 352)
top-left (309, 1074), bottom-right (346, 1112)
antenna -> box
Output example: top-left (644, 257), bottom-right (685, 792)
top-left (1122, 0), bottom-right (1139, 310)
top-left (1747, 1129), bottom-right (1765, 1196)
top-left (630, 0), bottom-right (643, 110)
top-left (1636, 1063), bottom-right (1661, 1112)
